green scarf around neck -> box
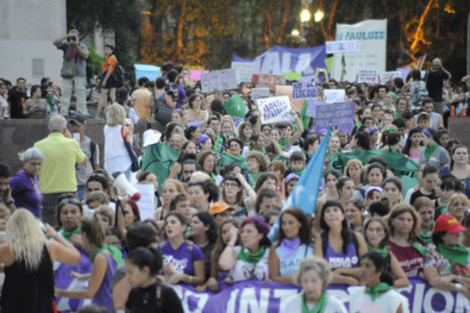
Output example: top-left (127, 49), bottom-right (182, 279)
top-left (213, 135), bottom-right (223, 155)
top-left (419, 221), bottom-right (435, 245)
top-left (411, 242), bottom-right (428, 257)
top-left (60, 226), bottom-right (81, 242)
top-left (237, 246), bottom-right (266, 264)
top-left (424, 142), bottom-right (439, 159)
top-left (367, 244), bottom-right (389, 257)
top-left (366, 282), bottom-right (393, 302)
top-left (279, 138), bottom-right (288, 151)
top-left (302, 291), bottom-right (327, 313)
top-left (248, 172), bottom-right (261, 188)
top-left (387, 145), bottom-right (397, 154)
top-left (89, 244), bottom-right (124, 266)
top-left (438, 244), bottom-right (469, 266)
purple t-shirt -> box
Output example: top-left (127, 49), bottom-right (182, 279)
top-left (92, 252), bottom-right (117, 312)
top-left (160, 241), bottom-right (204, 276)
top-left (9, 169), bottom-right (43, 218)
top-left (324, 241), bottom-right (359, 270)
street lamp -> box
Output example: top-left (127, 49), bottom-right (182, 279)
top-left (300, 9), bottom-right (311, 23)
top-left (314, 9), bottom-right (324, 22)
top-left (291, 29), bottom-right (300, 37)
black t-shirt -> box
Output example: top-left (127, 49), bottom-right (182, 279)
top-left (126, 284), bottom-right (183, 313)
top-left (426, 70), bottom-right (449, 102)
top-left (410, 189), bottom-right (436, 207)
top-left (8, 88), bottom-right (28, 119)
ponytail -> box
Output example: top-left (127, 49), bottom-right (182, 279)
top-left (126, 247), bottom-right (163, 276)
top-left (81, 214), bottom-right (105, 247)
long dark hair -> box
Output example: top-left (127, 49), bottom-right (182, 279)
top-left (126, 247), bottom-right (162, 276)
top-left (190, 212), bottom-right (218, 244)
top-left (359, 251), bottom-right (394, 286)
top-left (402, 127), bottom-right (423, 156)
top-left (276, 208), bottom-right (310, 246)
top-left (320, 200), bottom-right (354, 254)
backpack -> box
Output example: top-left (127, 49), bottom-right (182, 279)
top-left (412, 81), bottom-right (428, 105)
top-left (152, 92), bottom-right (173, 127)
top-left (113, 63), bottom-right (125, 87)
top-left (321, 231), bottom-right (359, 257)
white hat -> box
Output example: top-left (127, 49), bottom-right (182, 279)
top-left (143, 130), bottom-right (162, 147)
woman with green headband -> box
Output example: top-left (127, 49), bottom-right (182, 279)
top-left (384, 92), bottom-right (397, 111)
top-left (349, 252), bottom-right (409, 313)
top-left (281, 256), bottom-right (347, 313)
top-left (419, 127), bottom-right (450, 168)
top-left (424, 214), bottom-right (470, 297)
top-left (363, 217), bottom-right (409, 288)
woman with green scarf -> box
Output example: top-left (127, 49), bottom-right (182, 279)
top-left (56, 214), bottom-right (123, 311)
top-left (349, 252), bottom-right (410, 313)
top-left (380, 132), bottom-right (403, 154)
top-left (414, 197), bottom-right (435, 244)
top-left (219, 216), bottom-right (271, 281)
top-left (281, 256), bottom-right (347, 313)
top-left (364, 217), bottom-right (409, 288)
top-left (424, 214), bottom-right (470, 297)
top-left (419, 127), bottom-right (450, 168)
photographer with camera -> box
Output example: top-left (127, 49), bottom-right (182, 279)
top-left (53, 29), bottom-right (89, 117)
top-left (147, 77), bottom-right (176, 130)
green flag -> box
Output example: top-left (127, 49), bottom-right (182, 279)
top-left (218, 152), bottom-right (248, 172)
top-left (224, 94), bottom-right (246, 117)
top-left (141, 143), bottom-right (180, 194)
top-left (327, 150), bottom-right (419, 195)
top-left (324, 57), bottom-right (333, 73)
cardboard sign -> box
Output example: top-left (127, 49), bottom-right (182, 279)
top-left (201, 69), bottom-right (238, 93)
top-left (305, 99), bottom-right (328, 118)
top-left (315, 102), bottom-right (356, 130)
top-left (281, 71), bottom-right (302, 81)
top-left (324, 89), bottom-right (346, 104)
top-left (325, 40), bottom-right (360, 54)
top-left (257, 96), bottom-right (292, 124)
top-left (257, 74), bottom-right (286, 91)
top-left (275, 85), bottom-right (303, 111)
top-left (358, 69), bottom-right (379, 84)
top-left (231, 62), bottom-right (253, 83)
top-left (380, 71), bottom-right (401, 83)
top-left (184, 69), bottom-right (209, 82)
top-left (251, 88), bottom-right (270, 101)
top-left (134, 183), bottom-right (155, 222)
top-left (292, 82), bottom-right (317, 100)
top-left (223, 94), bottom-right (246, 117)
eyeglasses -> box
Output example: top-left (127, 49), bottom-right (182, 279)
top-left (224, 182), bottom-right (239, 188)
top-left (58, 197), bottom-right (81, 207)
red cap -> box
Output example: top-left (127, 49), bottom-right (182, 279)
top-left (433, 214), bottom-right (467, 234)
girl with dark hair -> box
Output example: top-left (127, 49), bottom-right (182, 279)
top-left (383, 177), bottom-right (403, 208)
top-left (125, 247), bottom-right (183, 312)
top-left (189, 212), bottom-right (218, 280)
top-left (349, 252), bottom-right (409, 312)
top-left (138, 171), bottom-right (163, 208)
top-left (249, 133), bottom-right (265, 153)
top-left (314, 200), bottom-right (367, 285)
top-left (168, 141), bottom-right (197, 179)
top-left (319, 169), bottom-right (340, 201)
top-left (159, 212), bottom-right (205, 286)
top-left (24, 85), bottom-right (49, 119)
top-left (96, 44), bottom-right (119, 118)
top-left (419, 127), bottom-right (450, 168)
top-left (440, 145), bottom-right (470, 198)
top-left (238, 122), bottom-right (254, 146)
top-left (186, 94), bottom-right (208, 123)
top-left (41, 84), bottom-right (59, 117)
top-left (254, 172), bottom-right (279, 193)
top-left (221, 173), bottom-right (256, 221)
top-left (184, 125), bottom-right (202, 144)
top-left (269, 208), bottom-right (313, 283)
top-left (345, 199), bottom-right (365, 232)
top-left (368, 126), bottom-right (379, 150)
top-left (187, 180), bottom-right (219, 212)
top-left (197, 151), bottom-right (222, 185)
top-left (350, 131), bottom-right (370, 151)
top-left (56, 214), bottom-right (123, 311)
top-left (363, 217), bottom-right (409, 288)
top-left (402, 127), bottom-right (424, 163)
top-left (219, 216), bottom-right (271, 281)
top-left (437, 129), bottom-right (452, 154)
top-left (336, 177), bottom-right (354, 207)
top-left (380, 132), bottom-right (403, 153)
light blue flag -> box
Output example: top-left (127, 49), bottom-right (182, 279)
top-left (268, 126), bottom-right (331, 241)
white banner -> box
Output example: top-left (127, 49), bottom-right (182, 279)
top-left (380, 71), bottom-right (402, 83)
top-left (325, 40), bottom-right (360, 54)
top-left (358, 69), bottom-right (379, 84)
top-left (257, 96), bottom-right (292, 125)
top-left (251, 88), bottom-right (270, 100)
top-left (231, 61), bottom-right (254, 83)
top-left (331, 19), bottom-right (387, 82)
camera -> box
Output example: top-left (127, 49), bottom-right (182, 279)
top-left (165, 84), bottom-right (178, 101)
top-left (67, 36), bottom-right (77, 42)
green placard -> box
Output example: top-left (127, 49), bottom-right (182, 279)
top-left (281, 71), bottom-right (302, 81)
top-left (324, 57), bottom-right (333, 73)
top-left (223, 94), bottom-right (246, 117)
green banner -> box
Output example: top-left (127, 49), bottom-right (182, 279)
top-left (224, 94), bottom-right (246, 117)
top-left (327, 150), bottom-right (419, 195)
top-left (325, 57), bottom-right (333, 73)
top-left (141, 143), bottom-right (180, 194)
top-left (281, 71), bottom-right (302, 81)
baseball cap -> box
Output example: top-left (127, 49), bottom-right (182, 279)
top-left (69, 113), bottom-right (87, 126)
top-left (209, 201), bottom-right (235, 216)
top-left (115, 87), bottom-right (128, 103)
top-left (433, 214), bottom-right (467, 234)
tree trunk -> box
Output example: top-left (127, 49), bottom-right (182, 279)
top-left (173, 0), bottom-right (187, 62)
top-left (410, 0), bottom-right (433, 56)
top-left (277, 0), bottom-right (289, 44)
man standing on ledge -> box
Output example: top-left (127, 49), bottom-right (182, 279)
top-left (34, 115), bottom-right (87, 225)
top-left (53, 29), bottom-right (89, 117)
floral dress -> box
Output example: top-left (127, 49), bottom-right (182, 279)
top-left (424, 245), bottom-right (470, 277)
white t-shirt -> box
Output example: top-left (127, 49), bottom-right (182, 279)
top-left (230, 246), bottom-right (270, 281)
top-left (281, 293), bottom-right (347, 313)
top-left (348, 286), bottom-right (410, 313)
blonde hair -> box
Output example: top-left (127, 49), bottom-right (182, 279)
top-left (6, 210), bottom-right (45, 270)
top-left (106, 103), bottom-right (126, 127)
top-left (293, 256), bottom-right (331, 288)
top-left (81, 214), bottom-right (105, 247)
top-left (95, 205), bottom-right (115, 226)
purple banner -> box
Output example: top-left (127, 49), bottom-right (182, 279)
top-left (171, 278), bottom-right (469, 313)
top-left (314, 102), bottom-right (356, 130)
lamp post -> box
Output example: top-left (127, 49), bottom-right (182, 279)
top-left (314, 9), bottom-right (324, 22)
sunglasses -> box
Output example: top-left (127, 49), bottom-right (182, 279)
top-left (58, 197), bottom-right (81, 207)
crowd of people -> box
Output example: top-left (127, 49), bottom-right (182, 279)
top-left (1, 28), bottom-right (470, 312)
